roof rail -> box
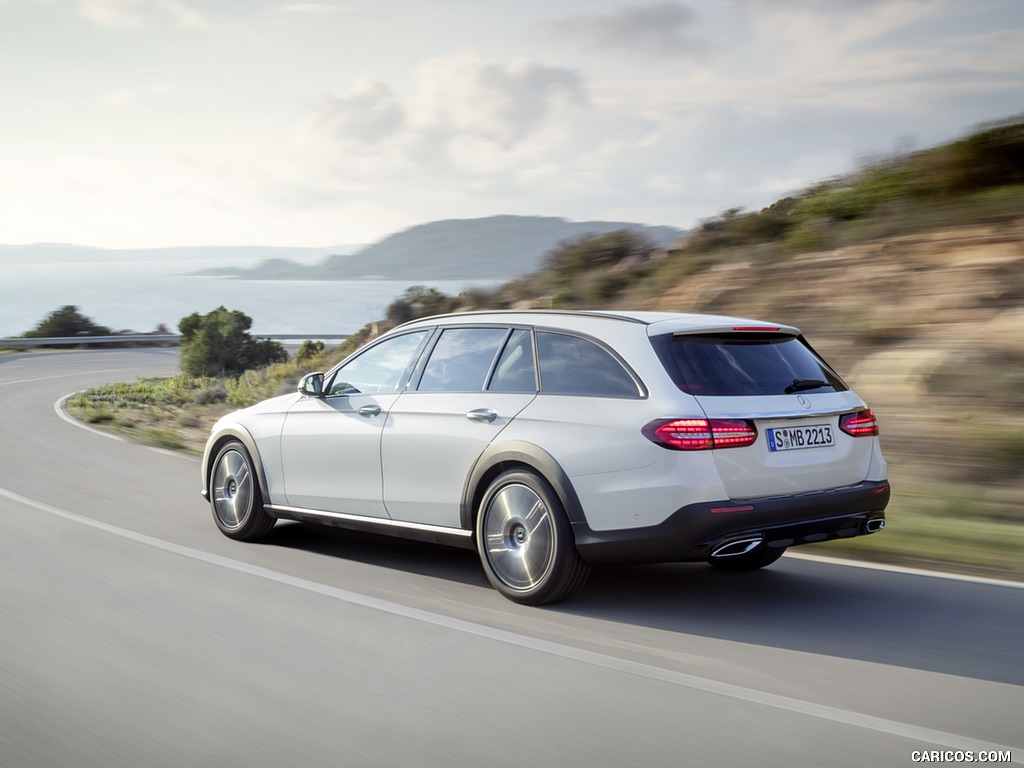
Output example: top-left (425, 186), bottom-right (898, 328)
top-left (393, 309), bottom-right (651, 330)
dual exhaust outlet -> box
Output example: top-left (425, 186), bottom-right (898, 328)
top-left (710, 536), bottom-right (764, 559)
top-left (709, 517), bottom-right (886, 558)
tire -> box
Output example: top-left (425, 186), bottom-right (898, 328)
top-left (708, 544), bottom-right (786, 572)
top-left (475, 469), bottom-right (590, 605)
top-left (209, 440), bottom-right (276, 540)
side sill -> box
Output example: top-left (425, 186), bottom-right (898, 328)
top-left (266, 505), bottom-right (476, 550)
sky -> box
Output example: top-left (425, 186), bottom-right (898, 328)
top-left (1, 0), bottom-right (1022, 249)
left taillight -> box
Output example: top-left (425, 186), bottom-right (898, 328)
top-left (839, 409), bottom-right (879, 437)
top-left (642, 418), bottom-right (758, 451)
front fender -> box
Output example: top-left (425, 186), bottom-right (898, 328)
top-left (200, 422), bottom-right (273, 507)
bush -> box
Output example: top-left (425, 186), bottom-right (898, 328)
top-left (178, 306), bottom-right (288, 377)
top-left (22, 305), bottom-right (111, 340)
top-left (385, 286), bottom-right (458, 325)
top-left (543, 230), bottom-right (654, 276)
top-left (295, 340), bottom-right (326, 365)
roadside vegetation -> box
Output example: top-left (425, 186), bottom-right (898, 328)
top-left (64, 116), bottom-right (1024, 580)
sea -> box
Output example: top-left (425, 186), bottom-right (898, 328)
top-left (0, 259), bottom-right (491, 340)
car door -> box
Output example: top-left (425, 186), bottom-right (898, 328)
top-left (381, 327), bottom-right (537, 528)
top-left (279, 330), bottom-right (430, 517)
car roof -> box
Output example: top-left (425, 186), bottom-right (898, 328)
top-left (394, 309), bottom-right (801, 336)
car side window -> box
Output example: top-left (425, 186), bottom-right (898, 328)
top-left (536, 331), bottom-right (641, 398)
top-left (487, 329), bottom-right (537, 392)
top-left (327, 331), bottom-right (429, 395)
top-left (417, 327), bottom-right (509, 392)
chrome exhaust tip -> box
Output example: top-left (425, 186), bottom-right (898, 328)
top-left (865, 518), bottom-right (885, 533)
top-left (710, 536), bottom-right (764, 558)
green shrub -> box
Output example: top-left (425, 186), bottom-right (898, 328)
top-left (543, 230), bottom-right (654, 276)
top-left (22, 305), bottom-right (111, 339)
top-left (179, 306), bottom-right (288, 377)
top-left (295, 340), bottom-right (326, 365)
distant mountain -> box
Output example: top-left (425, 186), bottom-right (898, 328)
top-left (0, 244), bottom-right (362, 267)
top-left (198, 216), bottom-right (685, 280)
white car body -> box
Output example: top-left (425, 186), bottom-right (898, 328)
top-left (201, 310), bottom-right (890, 604)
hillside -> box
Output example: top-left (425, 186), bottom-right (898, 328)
top-left (67, 117), bottom-right (1024, 579)
top-left (198, 216), bottom-right (683, 280)
top-left (632, 217), bottom-right (1024, 574)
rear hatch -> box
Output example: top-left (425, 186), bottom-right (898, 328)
top-left (649, 326), bottom-right (874, 499)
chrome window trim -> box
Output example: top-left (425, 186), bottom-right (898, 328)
top-left (266, 504), bottom-right (473, 537)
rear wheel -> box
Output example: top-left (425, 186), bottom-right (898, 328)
top-left (210, 441), bottom-right (276, 540)
top-left (708, 545), bottom-right (786, 571)
top-left (475, 469), bottom-right (590, 605)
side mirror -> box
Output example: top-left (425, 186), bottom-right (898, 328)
top-left (298, 372), bottom-right (324, 397)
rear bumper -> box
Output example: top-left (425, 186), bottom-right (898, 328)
top-left (572, 480), bottom-right (890, 565)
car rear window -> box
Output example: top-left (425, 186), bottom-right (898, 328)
top-left (650, 332), bottom-right (848, 396)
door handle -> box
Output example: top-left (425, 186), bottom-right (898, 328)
top-left (466, 408), bottom-right (498, 423)
top-left (357, 404), bottom-right (382, 417)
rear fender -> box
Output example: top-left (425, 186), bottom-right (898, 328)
top-left (460, 440), bottom-right (585, 531)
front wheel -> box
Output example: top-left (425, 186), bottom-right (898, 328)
top-left (708, 545), bottom-right (786, 572)
top-left (475, 470), bottom-right (590, 605)
top-left (210, 441), bottom-right (276, 540)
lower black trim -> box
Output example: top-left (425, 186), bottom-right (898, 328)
top-left (573, 480), bottom-right (890, 565)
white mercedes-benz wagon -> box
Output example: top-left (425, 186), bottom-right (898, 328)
top-left (201, 310), bottom-right (890, 604)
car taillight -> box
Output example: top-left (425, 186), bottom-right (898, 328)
top-left (642, 418), bottom-right (758, 450)
top-left (839, 409), bottom-right (879, 437)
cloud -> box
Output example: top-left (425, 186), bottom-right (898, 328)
top-left (76, 0), bottom-right (141, 29)
top-left (156, 0), bottom-right (210, 28)
top-left (411, 55), bottom-right (587, 148)
top-left (262, 56), bottom-right (603, 217)
top-left (103, 89), bottom-right (139, 106)
top-left (547, 2), bottom-right (708, 58)
top-left (312, 80), bottom-right (405, 144)
top-left (204, 3), bottom-right (1024, 241)
top-left (275, 3), bottom-right (345, 12)
top-left (102, 83), bottom-right (172, 107)
top-left (73, 0), bottom-right (212, 29)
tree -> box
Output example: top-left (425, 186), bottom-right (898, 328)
top-left (23, 305), bottom-right (111, 338)
top-left (178, 306), bottom-right (287, 377)
top-left (385, 285), bottom-right (458, 325)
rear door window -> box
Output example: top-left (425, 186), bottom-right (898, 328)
top-left (417, 327), bottom-right (509, 392)
top-left (536, 331), bottom-right (642, 398)
top-left (487, 329), bottom-right (537, 392)
top-left (650, 332), bottom-right (848, 396)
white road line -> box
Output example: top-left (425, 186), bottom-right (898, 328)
top-left (0, 368), bottom-right (126, 387)
top-left (787, 552), bottom-right (1024, 589)
top-left (0, 483), bottom-right (1019, 761)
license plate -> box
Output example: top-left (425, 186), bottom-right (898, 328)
top-left (767, 424), bottom-right (834, 452)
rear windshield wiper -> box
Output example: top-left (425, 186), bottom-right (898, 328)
top-left (785, 378), bottom-right (831, 394)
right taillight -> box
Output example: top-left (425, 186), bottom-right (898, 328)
top-left (643, 418), bottom-right (758, 450)
top-left (840, 409), bottom-right (879, 437)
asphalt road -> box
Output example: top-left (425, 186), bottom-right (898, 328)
top-left (1, 349), bottom-right (1021, 768)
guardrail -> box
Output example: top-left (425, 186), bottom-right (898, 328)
top-left (0, 333), bottom-right (350, 349)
